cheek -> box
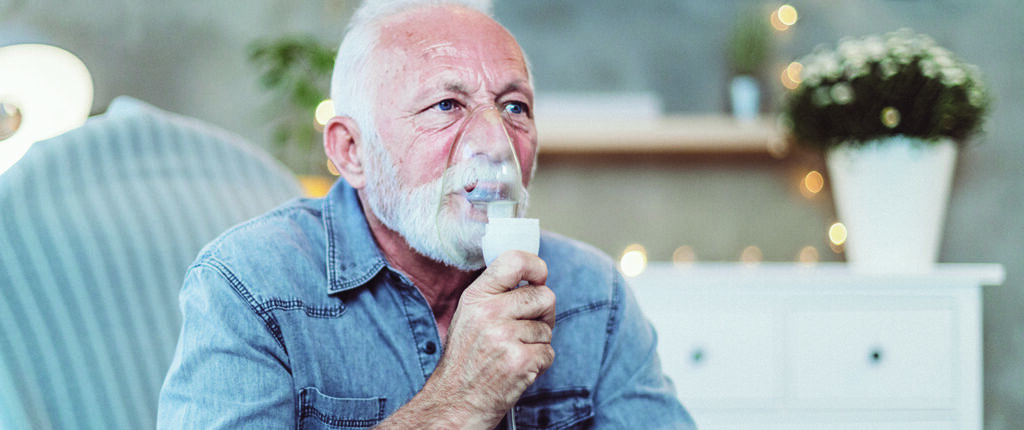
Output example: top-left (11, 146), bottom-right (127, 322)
top-left (375, 115), bottom-right (452, 186)
top-left (399, 131), bottom-right (455, 186)
top-left (514, 134), bottom-right (538, 185)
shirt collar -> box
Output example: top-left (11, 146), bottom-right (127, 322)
top-left (322, 179), bottom-right (388, 294)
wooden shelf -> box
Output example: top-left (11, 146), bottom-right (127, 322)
top-left (536, 114), bottom-right (787, 156)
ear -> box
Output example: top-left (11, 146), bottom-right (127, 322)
top-left (324, 116), bottom-right (367, 189)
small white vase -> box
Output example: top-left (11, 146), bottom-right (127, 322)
top-left (729, 75), bottom-right (760, 121)
top-left (826, 136), bottom-right (958, 273)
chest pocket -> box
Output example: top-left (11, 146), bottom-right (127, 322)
top-left (297, 387), bottom-right (386, 430)
top-left (514, 387), bottom-right (593, 430)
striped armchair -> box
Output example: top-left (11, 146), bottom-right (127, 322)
top-left (0, 97), bottom-right (303, 429)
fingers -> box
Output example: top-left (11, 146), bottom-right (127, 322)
top-left (504, 285), bottom-right (556, 329)
top-left (457, 251), bottom-right (555, 331)
top-left (512, 343), bottom-right (555, 382)
top-left (516, 319), bottom-right (553, 344)
top-left (461, 283), bottom-right (556, 331)
top-left (469, 250), bottom-right (548, 296)
top-left (495, 338), bottom-right (555, 387)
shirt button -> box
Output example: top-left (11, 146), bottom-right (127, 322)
top-left (423, 341), bottom-right (437, 355)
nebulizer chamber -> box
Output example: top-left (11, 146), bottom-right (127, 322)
top-left (440, 105), bottom-right (539, 266)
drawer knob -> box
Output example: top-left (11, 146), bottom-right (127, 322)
top-left (869, 348), bottom-right (884, 365)
top-left (691, 348), bottom-right (705, 365)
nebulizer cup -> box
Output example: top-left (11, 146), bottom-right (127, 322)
top-left (437, 105), bottom-right (539, 268)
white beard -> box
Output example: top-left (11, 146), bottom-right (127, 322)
top-left (361, 133), bottom-right (503, 271)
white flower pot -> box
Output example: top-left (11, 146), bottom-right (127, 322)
top-left (826, 136), bottom-right (957, 273)
top-left (729, 75), bottom-right (760, 121)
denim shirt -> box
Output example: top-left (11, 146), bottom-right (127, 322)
top-left (158, 181), bottom-right (695, 429)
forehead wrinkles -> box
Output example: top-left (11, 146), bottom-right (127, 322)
top-left (376, 6), bottom-right (524, 63)
top-left (375, 41), bottom-right (527, 99)
top-left (419, 42), bottom-right (459, 59)
top-left (370, 6), bottom-right (531, 106)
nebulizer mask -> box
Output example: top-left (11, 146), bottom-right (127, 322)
top-left (437, 104), bottom-right (539, 268)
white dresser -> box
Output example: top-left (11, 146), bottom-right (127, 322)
top-left (628, 262), bottom-right (1005, 430)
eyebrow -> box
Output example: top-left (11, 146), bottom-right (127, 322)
top-left (495, 81), bottom-right (532, 99)
top-left (443, 82), bottom-right (472, 96)
top-left (418, 79), bottom-right (533, 104)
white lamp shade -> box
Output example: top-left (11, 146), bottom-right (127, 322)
top-left (0, 44), bottom-right (93, 175)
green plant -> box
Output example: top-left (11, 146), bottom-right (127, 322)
top-left (727, 6), bottom-right (771, 76)
top-left (783, 28), bottom-right (990, 149)
top-left (247, 35), bottom-right (337, 173)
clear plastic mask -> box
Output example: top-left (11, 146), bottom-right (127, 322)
top-left (436, 105), bottom-right (530, 263)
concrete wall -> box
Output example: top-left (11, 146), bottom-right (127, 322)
top-left (2, 0), bottom-right (1021, 426)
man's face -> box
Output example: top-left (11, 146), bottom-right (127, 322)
top-left (362, 6), bottom-right (537, 269)
top-left (371, 7), bottom-right (537, 190)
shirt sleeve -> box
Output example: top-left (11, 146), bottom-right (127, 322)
top-left (157, 261), bottom-right (294, 428)
top-left (591, 271), bottom-right (697, 429)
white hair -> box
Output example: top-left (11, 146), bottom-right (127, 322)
top-left (329, 0), bottom-right (496, 141)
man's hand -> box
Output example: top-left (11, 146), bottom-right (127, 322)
top-left (373, 251), bottom-right (554, 429)
top-left (381, 251), bottom-right (555, 429)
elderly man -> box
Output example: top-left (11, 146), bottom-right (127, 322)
top-left (158, 1), bottom-right (694, 428)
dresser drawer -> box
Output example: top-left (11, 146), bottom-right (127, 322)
top-left (787, 308), bottom-right (956, 409)
top-left (698, 419), bottom-right (956, 430)
top-left (643, 306), bottom-right (782, 404)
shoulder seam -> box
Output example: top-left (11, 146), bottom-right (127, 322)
top-left (196, 257), bottom-right (290, 354)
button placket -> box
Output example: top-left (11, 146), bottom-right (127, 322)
top-left (394, 274), bottom-right (443, 379)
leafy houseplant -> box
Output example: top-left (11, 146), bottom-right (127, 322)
top-left (248, 36), bottom-right (337, 175)
top-left (783, 28), bottom-right (990, 148)
top-left (782, 29), bottom-right (991, 272)
top-left (726, 6), bottom-right (772, 119)
top-left (727, 7), bottom-right (771, 77)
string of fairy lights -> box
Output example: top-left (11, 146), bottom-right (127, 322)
top-left (617, 4), bottom-right (851, 277)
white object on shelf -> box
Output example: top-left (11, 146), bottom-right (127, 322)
top-left (535, 114), bottom-right (784, 155)
top-left (534, 91), bottom-right (663, 122)
top-left (629, 262), bottom-right (1004, 430)
top-left (826, 137), bottom-right (958, 273)
top-left (729, 75), bottom-right (760, 121)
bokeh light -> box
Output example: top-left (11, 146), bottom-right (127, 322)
top-left (314, 99), bottom-right (335, 128)
top-left (829, 222), bottom-right (848, 246)
top-left (800, 170), bottom-right (825, 198)
top-left (778, 5), bottom-right (799, 26)
top-left (797, 246), bottom-right (820, 264)
top-left (770, 5), bottom-right (798, 31)
top-left (781, 68), bottom-right (800, 90)
top-left (672, 246), bottom-right (697, 267)
top-left (881, 106), bottom-right (901, 128)
top-left (786, 62), bottom-right (803, 83)
top-left (740, 245), bottom-right (764, 265)
top-left (620, 244), bottom-right (648, 277)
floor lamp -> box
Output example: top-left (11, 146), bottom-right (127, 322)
top-left (0, 43), bottom-right (93, 176)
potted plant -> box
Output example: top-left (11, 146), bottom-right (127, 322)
top-left (727, 6), bottom-right (771, 120)
top-left (782, 28), bottom-right (991, 272)
top-left (248, 35), bottom-right (337, 178)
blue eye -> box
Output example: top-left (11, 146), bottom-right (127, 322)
top-left (436, 99), bottom-right (456, 112)
top-left (504, 102), bottom-right (527, 115)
